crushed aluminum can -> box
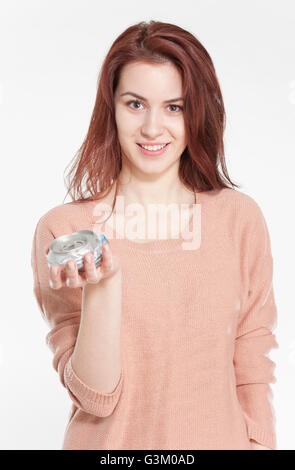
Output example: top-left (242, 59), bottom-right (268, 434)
top-left (46, 230), bottom-right (108, 272)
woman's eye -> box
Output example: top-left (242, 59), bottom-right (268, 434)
top-left (127, 100), bottom-right (143, 110)
top-left (167, 104), bottom-right (183, 112)
top-left (126, 100), bottom-right (183, 112)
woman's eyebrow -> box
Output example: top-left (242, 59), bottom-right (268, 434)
top-left (120, 92), bottom-right (184, 103)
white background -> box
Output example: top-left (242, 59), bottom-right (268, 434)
top-left (0, 0), bottom-right (294, 450)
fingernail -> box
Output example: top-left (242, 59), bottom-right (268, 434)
top-left (68, 262), bottom-right (75, 271)
top-left (86, 254), bottom-right (92, 263)
top-left (52, 266), bottom-right (58, 276)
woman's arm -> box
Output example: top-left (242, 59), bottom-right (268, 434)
top-left (31, 209), bottom-right (124, 417)
top-left (71, 268), bottom-right (123, 394)
top-left (233, 199), bottom-right (279, 450)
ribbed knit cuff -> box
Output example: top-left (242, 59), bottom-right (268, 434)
top-left (64, 356), bottom-right (124, 417)
top-left (246, 421), bottom-right (276, 450)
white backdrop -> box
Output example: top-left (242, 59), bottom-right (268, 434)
top-left (0, 0), bottom-right (294, 450)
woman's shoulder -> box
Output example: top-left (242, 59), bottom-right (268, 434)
top-left (199, 187), bottom-right (263, 212)
top-left (200, 187), bottom-right (268, 231)
top-left (227, 188), bottom-right (266, 219)
top-left (35, 200), bottom-right (92, 237)
top-left (217, 188), bottom-right (269, 235)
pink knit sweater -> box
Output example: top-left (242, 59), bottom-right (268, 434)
top-left (31, 187), bottom-right (278, 450)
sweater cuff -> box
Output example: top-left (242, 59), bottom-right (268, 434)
top-left (64, 355), bottom-right (124, 417)
top-left (245, 419), bottom-right (276, 450)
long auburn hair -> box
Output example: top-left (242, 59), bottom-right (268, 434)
top-left (62, 20), bottom-right (241, 213)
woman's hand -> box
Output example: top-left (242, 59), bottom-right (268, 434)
top-left (47, 241), bottom-right (121, 290)
top-left (250, 439), bottom-right (272, 450)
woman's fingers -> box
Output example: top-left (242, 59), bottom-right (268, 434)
top-left (47, 239), bottom-right (119, 290)
top-left (47, 246), bottom-right (65, 289)
top-left (100, 243), bottom-right (121, 280)
top-left (101, 243), bottom-right (113, 273)
top-left (49, 264), bottom-right (63, 289)
top-left (49, 259), bottom-right (83, 289)
top-left (83, 252), bottom-right (102, 284)
top-left (65, 260), bottom-right (81, 287)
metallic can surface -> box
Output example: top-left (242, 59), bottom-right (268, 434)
top-left (46, 230), bottom-right (108, 272)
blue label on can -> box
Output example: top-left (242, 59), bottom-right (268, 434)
top-left (100, 234), bottom-right (108, 245)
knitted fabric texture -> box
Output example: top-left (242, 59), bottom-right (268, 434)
top-left (31, 188), bottom-right (278, 450)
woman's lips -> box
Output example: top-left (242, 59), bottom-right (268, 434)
top-left (136, 143), bottom-right (170, 156)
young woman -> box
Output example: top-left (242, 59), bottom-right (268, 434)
top-left (31, 20), bottom-right (278, 450)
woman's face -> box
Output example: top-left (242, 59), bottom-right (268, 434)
top-left (114, 61), bottom-right (187, 177)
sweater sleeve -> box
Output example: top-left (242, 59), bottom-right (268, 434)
top-left (233, 201), bottom-right (279, 450)
top-left (31, 210), bottom-right (123, 418)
